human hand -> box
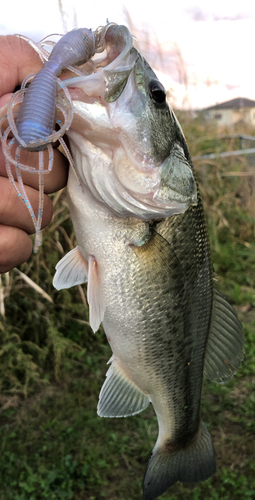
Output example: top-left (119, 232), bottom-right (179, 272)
top-left (0, 35), bottom-right (69, 273)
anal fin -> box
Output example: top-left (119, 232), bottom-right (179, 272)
top-left (98, 357), bottom-right (150, 418)
top-left (204, 288), bottom-right (245, 384)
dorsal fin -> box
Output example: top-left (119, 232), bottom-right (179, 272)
top-left (204, 288), bottom-right (244, 384)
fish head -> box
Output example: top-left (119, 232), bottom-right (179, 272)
top-left (64, 24), bottom-right (197, 220)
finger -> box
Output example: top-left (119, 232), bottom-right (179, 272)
top-left (0, 93), bottom-right (13, 109)
top-left (0, 94), bottom-right (69, 193)
top-left (0, 177), bottom-right (53, 234)
top-left (0, 35), bottom-right (43, 96)
top-left (0, 36), bottom-right (69, 194)
top-left (0, 225), bottom-right (33, 273)
top-left (0, 146), bottom-right (69, 193)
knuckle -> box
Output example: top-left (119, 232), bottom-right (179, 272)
top-left (0, 225), bottom-right (32, 272)
top-left (41, 195), bottom-right (53, 229)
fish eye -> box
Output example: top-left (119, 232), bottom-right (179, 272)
top-left (148, 80), bottom-right (166, 105)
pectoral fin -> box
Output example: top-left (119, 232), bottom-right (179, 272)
top-left (98, 357), bottom-right (150, 418)
top-left (87, 255), bottom-right (105, 333)
top-left (204, 288), bottom-right (245, 384)
top-left (53, 246), bottom-right (88, 290)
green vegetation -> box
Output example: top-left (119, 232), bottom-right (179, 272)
top-left (0, 118), bottom-right (255, 499)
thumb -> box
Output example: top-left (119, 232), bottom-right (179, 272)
top-left (0, 35), bottom-right (43, 97)
top-left (0, 92), bottom-right (12, 109)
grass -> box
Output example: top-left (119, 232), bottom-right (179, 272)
top-left (1, 116), bottom-right (255, 499)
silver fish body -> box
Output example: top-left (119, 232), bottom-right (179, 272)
top-left (53, 24), bottom-right (244, 500)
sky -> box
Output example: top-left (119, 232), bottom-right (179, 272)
top-left (1, 0), bottom-right (255, 109)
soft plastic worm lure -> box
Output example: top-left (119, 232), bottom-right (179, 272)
top-left (0, 24), bottom-right (114, 251)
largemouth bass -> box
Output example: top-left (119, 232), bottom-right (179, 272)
top-left (53, 24), bottom-right (244, 500)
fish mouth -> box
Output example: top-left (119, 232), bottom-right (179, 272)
top-left (63, 25), bottom-right (197, 220)
top-left (66, 95), bottom-right (197, 220)
top-left (68, 123), bottom-right (197, 221)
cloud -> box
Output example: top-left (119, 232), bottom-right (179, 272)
top-left (185, 6), bottom-right (253, 22)
top-left (214, 13), bottom-right (252, 21)
top-left (225, 83), bottom-right (241, 91)
top-left (185, 6), bottom-right (208, 21)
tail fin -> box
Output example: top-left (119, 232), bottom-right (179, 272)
top-left (143, 423), bottom-right (216, 500)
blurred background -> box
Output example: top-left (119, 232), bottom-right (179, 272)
top-left (0, 2), bottom-right (255, 500)
top-left (1, 0), bottom-right (255, 109)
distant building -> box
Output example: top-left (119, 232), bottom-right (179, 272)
top-left (203, 97), bottom-right (255, 127)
